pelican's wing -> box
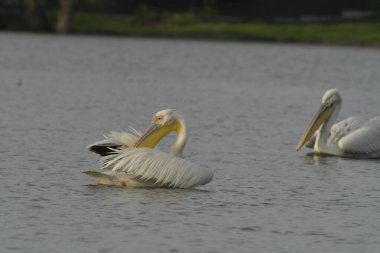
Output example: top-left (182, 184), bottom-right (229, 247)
top-left (87, 127), bottom-right (142, 156)
top-left (328, 116), bottom-right (367, 145)
top-left (100, 148), bottom-right (213, 188)
top-left (339, 117), bottom-right (380, 155)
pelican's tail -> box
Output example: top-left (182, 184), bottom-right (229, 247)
top-left (83, 171), bottom-right (115, 185)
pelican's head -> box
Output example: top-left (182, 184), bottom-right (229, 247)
top-left (321, 88), bottom-right (341, 105)
top-left (134, 109), bottom-right (183, 148)
top-left (295, 89), bottom-right (341, 151)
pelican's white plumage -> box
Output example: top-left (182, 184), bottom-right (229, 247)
top-left (86, 109), bottom-right (213, 188)
top-left (296, 89), bottom-right (380, 158)
top-left (100, 148), bottom-right (213, 188)
top-left (338, 117), bottom-right (380, 155)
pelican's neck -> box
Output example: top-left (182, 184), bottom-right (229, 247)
top-left (315, 103), bottom-right (341, 154)
top-left (171, 116), bottom-right (187, 157)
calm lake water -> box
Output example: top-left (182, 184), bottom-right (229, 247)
top-left (1, 32), bottom-right (380, 253)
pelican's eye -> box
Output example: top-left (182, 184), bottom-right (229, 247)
top-left (155, 116), bottom-right (164, 124)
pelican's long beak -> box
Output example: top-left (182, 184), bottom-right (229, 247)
top-left (295, 104), bottom-right (334, 151)
top-left (134, 124), bottom-right (161, 148)
top-left (134, 121), bottom-right (179, 148)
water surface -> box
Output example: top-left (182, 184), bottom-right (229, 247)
top-left (1, 32), bottom-right (380, 253)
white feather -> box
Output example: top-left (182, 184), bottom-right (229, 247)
top-left (100, 148), bottom-right (213, 188)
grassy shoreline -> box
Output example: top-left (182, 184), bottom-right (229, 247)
top-left (11, 12), bottom-right (380, 47)
top-left (69, 12), bottom-right (380, 46)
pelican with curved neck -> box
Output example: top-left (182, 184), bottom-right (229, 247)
top-left (134, 109), bottom-right (188, 157)
top-left (86, 109), bottom-right (213, 188)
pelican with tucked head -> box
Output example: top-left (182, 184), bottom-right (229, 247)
top-left (296, 89), bottom-right (380, 158)
top-left (85, 109), bottom-right (213, 188)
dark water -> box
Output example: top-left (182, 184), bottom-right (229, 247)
top-left (1, 32), bottom-right (380, 253)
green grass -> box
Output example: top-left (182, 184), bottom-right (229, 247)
top-left (71, 12), bottom-right (380, 46)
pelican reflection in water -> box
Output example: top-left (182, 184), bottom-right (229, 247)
top-left (296, 89), bottom-right (380, 158)
top-left (85, 109), bottom-right (213, 188)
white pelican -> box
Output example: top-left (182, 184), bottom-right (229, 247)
top-left (295, 89), bottom-right (380, 158)
top-left (85, 109), bottom-right (213, 188)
